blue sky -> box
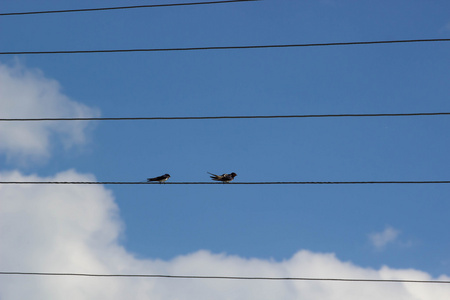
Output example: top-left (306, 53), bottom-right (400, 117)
top-left (1, 0), bottom-right (450, 298)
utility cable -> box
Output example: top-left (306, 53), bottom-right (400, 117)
top-left (1, 112), bottom-right (450, 122)
top-left (1, 39), bottom-right (449, 55)
top-left (0, 0), bottom-right (260, 16)
top-left (1, 181), bottom-right (450, 185)
top-left (0, 271), bottom-right (448, 284)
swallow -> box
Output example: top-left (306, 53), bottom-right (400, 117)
top-left (147, 174), bottom-right (171, 183)
top-left (207, 172), bottom-right (237, 183)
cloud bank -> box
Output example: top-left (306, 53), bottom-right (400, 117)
top-left (0, 61), bottom-right (99, 162)
top-left (0, 171), bottom-right (449, 300)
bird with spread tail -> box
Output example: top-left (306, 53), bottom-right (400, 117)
top-left (147, 174), bottom-right (171, 183)
top-left (207, 172), bottom-right (237, 183)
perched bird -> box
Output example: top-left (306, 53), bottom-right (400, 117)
top-left (207, 172), bottom-right (237, 183)
top-left (147, 174), bottom-right (171, 183)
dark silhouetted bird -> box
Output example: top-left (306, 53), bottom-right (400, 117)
top-left (147, 174), bottom-right (171, 183)
top-left (207, 172), bottom-right (237, 183)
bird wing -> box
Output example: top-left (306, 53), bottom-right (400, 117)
top-left (222, 174), bottom-right (235, 182)
top-left (148, 175), bottom-right (164, 181)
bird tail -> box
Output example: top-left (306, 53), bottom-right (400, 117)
top-left (207, 172), bottom-right (219, 180)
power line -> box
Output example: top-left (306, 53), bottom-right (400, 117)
top-left (1, 112), bottom-right (450, 122)
top-left (1, 38), bottom-right (449, 55)
top-left (0, 271), bottom-right (448, 284)
top-left (1, 181), bottom-right (450, 185)
top-left (0, 0), bottom-right (260, 16)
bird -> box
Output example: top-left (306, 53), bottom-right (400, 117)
top-left (147, 174), bottom-right (171, 183)
top-left (207, 172), bottom-right (237, 183)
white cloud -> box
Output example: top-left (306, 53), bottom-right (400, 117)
top-left (369, 226), bottom-right (401, 250)
top-left (0, 170), bottom-right (449, 300)
top-left (0, 61), bottom-right (99, 162)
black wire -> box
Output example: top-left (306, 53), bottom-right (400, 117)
top-left (1, 181), bottom-right (450, 185)
top-left (0, 272), bottom-right (448, 284)
top-left (1, 39), bottom-right (449, 55)
top-left (1, 112), bottom-right (450, 122)
top-left (0, 0), bottom-right (260, 16)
